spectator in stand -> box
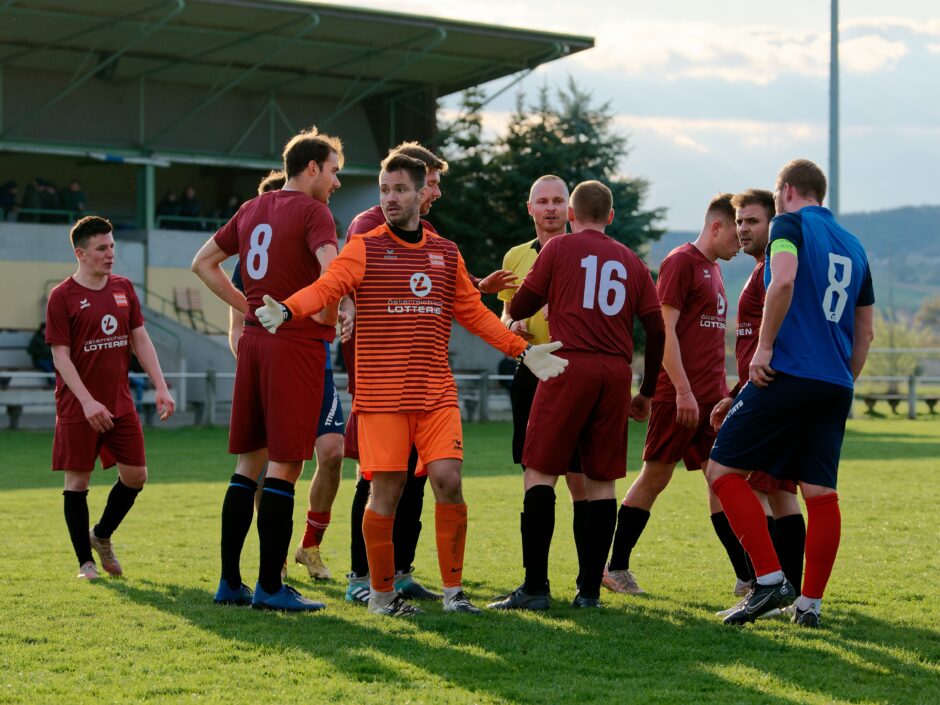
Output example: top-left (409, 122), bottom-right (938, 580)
top-left (179, 186), bottom-right (203, 230)
top-left (0, 180), bottom-right (18, 221)
top-left (60, 180), bottom-right (87, 218)
top-left (39, 179), bottom-right (64, 223)
top-left (28, 322), bottom-right (55, 388)
top-left (217, 195), bottom-right (240, 222)
top-left (156, 190), bottom-right (181, 228)
top-left (20, 177), bottom-right (42, 222)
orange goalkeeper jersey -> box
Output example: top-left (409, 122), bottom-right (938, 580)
top-left (284, 223), bottom-right (528, 413)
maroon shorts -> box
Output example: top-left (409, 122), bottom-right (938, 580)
top-left (748, 470), bottom-right (798, 495)
top-left (522, 352), bottom-right (631, 481)
top-left (229, 329), bottom-right (326, 462)
top-left (52, 412), bottom-right (146, 472)
top-left (344, 409), bottom-right (360, 461)
top-left (643, 400), bottom-right (718, 471)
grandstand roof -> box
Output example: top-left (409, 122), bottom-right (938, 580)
top-left (0, 0), bottom-right (593, 165)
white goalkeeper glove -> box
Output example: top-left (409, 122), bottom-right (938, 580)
top-left (519, 340), bottom-right (568, 381)
top-left (255, 294), bottom-right (292, 334)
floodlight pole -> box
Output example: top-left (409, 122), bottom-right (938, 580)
top-left (829, 0), bottom-right (840, 217)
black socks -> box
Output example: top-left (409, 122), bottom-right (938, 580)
top-left (579, 499), bottom-right (617, 599)
top-left (521, 485), bottom-right (555, 594)
top-left (608, 505), bottom-right (650, 571)
top-left (572, 499), bottom-right (589, 588)
top-left (711, 511), bottom-right (754, 583)
top-left (350, 476), bottom-right (371, 577)
top-left (220, 473), bottom-right (257, 590)
top-left (773, 512), bottom-right (806, 589)
top-left (93, 479), bottom-right (142, 539)
top-left (256, 477), bottom-right (294, 595)
top-left (63, 490), bottom-right (92, 566)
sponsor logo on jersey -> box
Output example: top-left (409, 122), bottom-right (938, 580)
top-left (79, 298), bottom-right (90, 310)
top-left (428, 253), bottom-right (445, 267)
top-left (409, 272), bottom-right (432, 297)
top-left (113, 292), bottom-right (129, 307)
top-left (737, 323), bottom-right (754, 337)
top-left (699, 314), bottom-right (726, 329)
top-left (101, 314), bottom-right (118, 335)
top-left (703, 268), bottom-right (711, 279)
top-left (386, 298), bottom-right (443, 315)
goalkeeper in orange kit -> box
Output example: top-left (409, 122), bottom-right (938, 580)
top-left (256, 153), bottom-right (567, 616)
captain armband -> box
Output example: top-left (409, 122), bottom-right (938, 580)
top-left (770, 239), bottom-right (798, 258)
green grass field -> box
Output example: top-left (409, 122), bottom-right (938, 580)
top-left (1, 419), bottom-right (938, 704)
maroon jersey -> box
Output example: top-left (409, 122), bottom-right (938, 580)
top-left (653, 243), bottom-right (729, 403)
top-left (214, 190), bottom-right (337, 341)
top-left (515, 229), bottom-right (660, 361)
top-left (45, 275), bottom-right (144, 423)
top-left (735, 258), bottom-right (766, 386)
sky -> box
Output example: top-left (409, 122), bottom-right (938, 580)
top-left (317, 1), bottom-right (940, 229)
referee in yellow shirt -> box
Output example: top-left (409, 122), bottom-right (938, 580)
top-left (499, 175), bottom-right (588, 594)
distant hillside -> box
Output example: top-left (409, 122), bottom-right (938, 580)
top-left (645, 205), bottom-right (940, 318)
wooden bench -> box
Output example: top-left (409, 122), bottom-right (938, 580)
top-left (0, 388), bottom-right (55, 429)
top-left (861, 394), bottom-right (940, 415)
top-left (173, 287), bottom-right (210, 333)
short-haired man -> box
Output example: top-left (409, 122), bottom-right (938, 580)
top-left (192, 127), bottom-right (343, 611)
top-left (491, 181), bottom-right (665, 609)
top-left (343, 142), bottom-right (516, 605)
top-left (47, 216), bottom-right (175, 579)
top-left (227, 168), bottom-right (352, 583)
top-left (604, 194), bottom-right (740, 595)
top-left (710, 189), bottom-right (806, 617)
top-left (497, 175), bottom-right (589, 596)
top-left (256, 154), bottom-right (567, 616)
top-left (707, 159), bottom-right (874, 627)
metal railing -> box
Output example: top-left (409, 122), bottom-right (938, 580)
top-left (3, 370), bottom-right (939, 427)
top-left (154, 215), bottom-right (227, 230)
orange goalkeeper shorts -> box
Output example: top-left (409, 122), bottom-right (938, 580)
top-left (357, 406), bottom-right (462, 475)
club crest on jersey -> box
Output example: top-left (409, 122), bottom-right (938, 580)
top-left (113, 292), bottom-right (129, 307)
top-left (101, 314), bottom-right (118, 335)
top-left (410, 272), bottom-right (432, 297)
top-left (703, 268), bottom-right (711, 278)
top-left (428, 253), bottom-right (445, 267)
top-left (80, 298), bottom-right (90, 310)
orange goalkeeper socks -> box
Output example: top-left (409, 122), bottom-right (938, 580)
top-left (362, 508), bottom-right (396, 593)
top-left (435, 503), bottom-right (467, 588)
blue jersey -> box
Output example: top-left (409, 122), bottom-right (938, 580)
top-left (765, 206), bottom-right (874, 389)
top-left (232, 258), bottom-right (332, 369)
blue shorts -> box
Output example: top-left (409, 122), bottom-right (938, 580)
top-left (709, 373), bottom-right (852, 489)
top-left (317, 369), bottom-right (345, 438)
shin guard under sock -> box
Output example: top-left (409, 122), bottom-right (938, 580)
top-left (579, 499), bottom-right (617, 599)
top-left (803, 493), bottom-right (840, 599)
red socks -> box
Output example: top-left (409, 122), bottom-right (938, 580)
top-left (435, 503), bottom-right (467, 588)
top-left (803, 493), bottom-right (841, 599)
top-left (712, 474), bottom-right (781, 578)
top-left (301, 511), bottom-right (330, 548)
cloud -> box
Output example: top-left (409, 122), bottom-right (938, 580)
top-left (613, 115), bottom-right (822, 152)
top-left (570, 19), bottom-right (921, 84)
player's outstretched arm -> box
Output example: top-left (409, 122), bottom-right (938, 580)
top-left (129, 326), bottom-right (175, 421)
top-left (478, 269), bottom-right (519, 295)
top-left (519, 341), bottom-right (568, 381)
top-left (280, 237), bottom-right (368, 324)
top-left (51, 345), bottom-right (114, 433)
top-left (452, 254), bottom-right (528, 359)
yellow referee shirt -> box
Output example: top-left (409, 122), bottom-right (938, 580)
top-left (498, 238), bottom-right (551, 345)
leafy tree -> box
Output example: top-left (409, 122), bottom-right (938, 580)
top-left (915, 294), bottom-right (940, 335)
top-left (432, 80), bottom-right (666, 279)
